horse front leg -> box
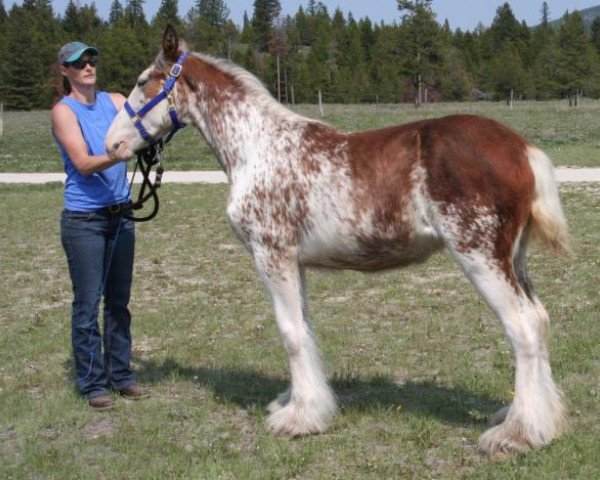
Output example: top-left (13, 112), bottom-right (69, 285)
top-left (254, 251), bottom-right (337, 436)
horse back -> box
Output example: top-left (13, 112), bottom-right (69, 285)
top-left (346, 114), bottom-right (534, 225)
top-left (304, 115), bottom-right (535, 269)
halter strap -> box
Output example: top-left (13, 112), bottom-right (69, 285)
top-left (125, 51), bottom-right (190, 145)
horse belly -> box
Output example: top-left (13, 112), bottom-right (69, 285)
top-left (299, 216), bottom-right (442, 271)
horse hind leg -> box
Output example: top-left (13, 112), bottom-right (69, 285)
top-left (254, 253), bottom-right (337, 436)
top-left (505, 230), bottom-right (567, 433)
top-left (447, 240), bottom-right (565, 457)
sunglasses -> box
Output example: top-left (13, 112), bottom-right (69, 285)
top-left (65, 56), bottom-right (98, 70)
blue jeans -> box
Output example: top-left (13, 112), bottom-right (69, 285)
top-left (61, 209), bottom-right (136, 399)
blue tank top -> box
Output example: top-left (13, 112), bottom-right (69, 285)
top-left (56, 91), bottom-right (130, 211)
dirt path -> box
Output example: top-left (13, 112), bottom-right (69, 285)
top-left (1, 168), bottom-right (600, 184)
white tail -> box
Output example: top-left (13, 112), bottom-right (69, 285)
top-left (527, 146), bottom-right (570, 255)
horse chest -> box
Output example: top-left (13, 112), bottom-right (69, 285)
top-left (226, 182), bottom-right (303, 250)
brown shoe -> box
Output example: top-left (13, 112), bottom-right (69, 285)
top-left (118, 384), bottom-right (150, 400)
top-left (88, 394), bottom-right (114, 410)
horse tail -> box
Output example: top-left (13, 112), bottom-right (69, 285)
top-left (526, 146), bottom-right (571, 256)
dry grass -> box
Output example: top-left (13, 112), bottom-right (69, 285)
top-left (1, 181), bottom-right (599, 478)
top-left (2, 100), bottom-right (600, 172)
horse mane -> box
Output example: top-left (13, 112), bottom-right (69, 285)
top-left (155, 45), bottom-right (322, 126)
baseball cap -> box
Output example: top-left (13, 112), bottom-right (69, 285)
top-left (57, 41), bottom-right (100, 65)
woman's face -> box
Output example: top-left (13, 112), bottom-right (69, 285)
top-left (60, 53), bottom-right (98, 89)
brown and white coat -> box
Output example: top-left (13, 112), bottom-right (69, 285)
top-left (106, 26), bottom-right (570, 457)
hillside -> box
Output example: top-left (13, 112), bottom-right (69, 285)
top-left (548, 4), bottom-right (600, 29)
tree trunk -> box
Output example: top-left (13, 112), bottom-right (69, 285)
top-left (276, 53), bottom-right (281, 103)
top-left (284, 65), bottom-right (289, 104)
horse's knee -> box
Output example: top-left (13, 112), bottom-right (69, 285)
top-left (506, 314), bottom-right (542, 359)
top-left (279, 325), bottom-right (306, 356)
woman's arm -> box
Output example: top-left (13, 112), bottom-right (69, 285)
top-left (51, 96), bottom-right (129, 176)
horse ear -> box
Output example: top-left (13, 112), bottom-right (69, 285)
top-left (162, 24), bottom-right (179, 62)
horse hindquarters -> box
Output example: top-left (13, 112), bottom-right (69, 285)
top-left (435, 145), bottom-right (567, 456)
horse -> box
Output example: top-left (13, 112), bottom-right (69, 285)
top-left (106, 25), bottom-right (570, 457)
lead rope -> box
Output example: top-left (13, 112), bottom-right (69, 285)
top-left (124, 142), bottom-right (165, 222)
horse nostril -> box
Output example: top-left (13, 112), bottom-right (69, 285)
top-left (111, 142), bottom-right (121, 151)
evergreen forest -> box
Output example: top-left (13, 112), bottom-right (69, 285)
top-left (1, 0), bottom-right (600, 110)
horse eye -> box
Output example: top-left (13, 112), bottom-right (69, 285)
top-left (137, 78), bottom-right (148, 87)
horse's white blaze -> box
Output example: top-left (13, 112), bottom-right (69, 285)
top-left (105, 27), bottom-right (570, 456)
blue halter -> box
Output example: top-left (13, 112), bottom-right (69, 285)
top-left (124, 51), bottom-right (190, 144)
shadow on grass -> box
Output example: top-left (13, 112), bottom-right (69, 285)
top-left (134, 357), bottom-right (503, 427)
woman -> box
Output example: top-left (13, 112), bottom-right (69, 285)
top-left (52, 41), bottom-right (148, 410)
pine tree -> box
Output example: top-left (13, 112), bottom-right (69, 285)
top-left (240, 11), bottom-right (254, 44)
top-left (0, 1), bottom-right (7, 105)
top-left (556, 10), bottom-right (600, 103)
top-left (252, 0), bottom-right (281, 52)
top-left (63, 0), bottom-right (79, 34)
top-left (0, 1), bottom-right (61, 109)
top-left (359, 17), bottom-right (375, 62)
top-left (109, 0), bottom-right (124, 25)
top-left (188, 0), bottom-right (230, 55)
top-left (223, 19), bottom-right (239, 60)
top-left (397, 0), bottom-right (443, 106)
top-left (294, 6), bottom-right (310, 46)
top-left (153, 0), bottom-right (181, 29)
top-left (438, 47), bottom-right (473, 100)
top-left (197, 0), bottom-right (229, 28)
top-left (531, 35), bottom-right (560, 99)
top-left (488, 42), bottom-right (527, 101)
top-left (302, 7), bottom-right (333, 101)
top-left (63, 1), bottom-right (103, 41)
top-left (270, 16), bottom-right (290, 101)
top-left (97, 19), bottom-right (153, 94)
top-left (489, 2), bottom-right (521, 50)
top-left (124, 0), bottom-right (147, 28)
top-left (591, 17), bottom-right (600, 55)
top-left (541, 1), bottom-right (550, 28)
top-left (338, 14), bottom-right (369, 102)
top-left (529, 1), bottom-right (555, 86)
top-left (0, 0), bottom-right (7, 23)
top-left (370, 25), bottom-right (404, 102)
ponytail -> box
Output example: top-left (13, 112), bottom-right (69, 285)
top-left (63, 76), bottom-right (72, 95)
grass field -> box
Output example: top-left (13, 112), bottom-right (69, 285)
top-left (1, 178), bottom-right (600, 478)
top-left (2, 100), bottom-right (600, 172)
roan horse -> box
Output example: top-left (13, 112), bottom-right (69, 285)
top-left (106, 26), bottom-right (570, 457)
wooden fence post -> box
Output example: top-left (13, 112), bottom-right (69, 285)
top-left (318, 90), bottom-right (324, 117)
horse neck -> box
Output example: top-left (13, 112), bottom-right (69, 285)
top-left (186, 79), bottom-right (301, 180)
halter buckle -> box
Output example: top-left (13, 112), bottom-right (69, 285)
top-left (129, 111), bottom-right (142, 125)
top-left (170, 63), bottom-right (183, 78)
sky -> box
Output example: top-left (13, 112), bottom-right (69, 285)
top-left (6, 1), bottom-right (600, 31)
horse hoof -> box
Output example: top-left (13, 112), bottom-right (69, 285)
top-left (266, 391), bottom-right (337, 437)
top-left (478, 423), bottom-right (533, 458)
top-left (267, 403), bottom-right (328, 437)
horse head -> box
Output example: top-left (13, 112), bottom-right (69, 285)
top-left (106, 25), bottom-right (190, 159)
